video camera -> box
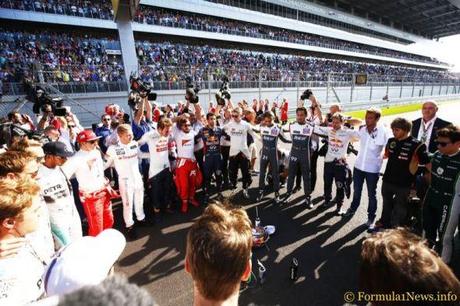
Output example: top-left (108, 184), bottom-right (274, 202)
top-left (24, 79), bottom-right (65, 115)
top-left (215, 76), bottom-right (231, 106)
top-left (300, 89), bottom-right (313, 100)
top-left (185, 76), bottom-right (200, 104)
top-left (128, 74), bottom-right (157, 111)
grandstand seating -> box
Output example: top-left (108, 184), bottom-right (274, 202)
top-left (0, 0), bottom-right (113, 19)
top-left (134, 6), bottom-right (440, 65)
top-left (0, 29), bottom-right (124, 84)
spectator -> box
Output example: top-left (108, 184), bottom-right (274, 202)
top-left (185, 203), bottom-right (252, 305)
top-left (95, 114), bottom-right (113, 154)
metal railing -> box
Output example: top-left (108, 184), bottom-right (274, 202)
top-left (2, 81), bottom-right (128, 96)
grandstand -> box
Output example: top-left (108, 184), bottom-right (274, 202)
top-left (1, 0), bottom-right (460, 125)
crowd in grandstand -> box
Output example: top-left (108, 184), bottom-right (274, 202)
top-left (136, 41), bottom-right (451, 85)
top-left (134, 6), bottom-right (439, 64)
top-left (0, 29), bottom-right (125, 84)
top-left (0, 0), bottom-right (114, 19)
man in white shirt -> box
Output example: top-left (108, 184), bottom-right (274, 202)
top-left (314, 113), bottom-right (359, 213)
top-left (106, 125), bottom-right (146, 239)
top-left (340, 109), bottom-right (390, 230)
top-left (223, 107), bottom-right (257, 199)
top-left (172, 117), bottom-right (202, 213)
top-left (39, 141), bottom-right (82, 249)
top-left (63, 130), bottom-right (114, 236)
top-left (139, 118), bottom-right (175, 216)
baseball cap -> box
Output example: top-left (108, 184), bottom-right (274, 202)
top-left (44, 229), bottom-right (126, 296)
top-left (76, 130), bottom-right (101, 143)
top-left (43, 141), bottom-right (74, 158)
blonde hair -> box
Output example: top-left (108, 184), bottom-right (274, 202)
top-left (0, 176), bottom-right (40, 221)
top-left (186, 203), bottom-right (252, 301)
top-left (0, 151), bottom-right (35, 177)
top-left (116, 124), bottom-right (132, 136)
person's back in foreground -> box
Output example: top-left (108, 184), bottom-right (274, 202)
top-left (186, 203), bottom-right (252, 306)
top-left (360, 228), bottom-right (460, 306)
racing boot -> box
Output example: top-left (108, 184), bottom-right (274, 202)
top-left (181, 200), bottom-right (188, 214)
top-left (189, 198), bottom-right (200, 208)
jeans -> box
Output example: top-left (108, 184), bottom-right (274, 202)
top-left (349, 167), bottom-right (380, 220)
top-left (323, 161), bottom-right (347, 205)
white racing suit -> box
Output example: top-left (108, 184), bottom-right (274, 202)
top-left (106, 141), bottom-right (145, 228)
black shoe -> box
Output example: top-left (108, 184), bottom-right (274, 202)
top-left (136, 219), bottom-right (152, 227)
top-left (293, 186), bottom-right (301, 193)
top-left (284, 192), bottom-right (293, 203)
top-left (255, 191), bottom-right (263, 202)
top-left (274, 192), bottom-right (281, 204)
top-left (305, 196), bottom-right (313, 209)
top-left (127, 226), bottom-right (138, 240)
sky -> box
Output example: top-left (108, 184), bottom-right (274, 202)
top-left (438, 34), bottom-right (460, 72)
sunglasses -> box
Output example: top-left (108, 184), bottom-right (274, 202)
top-left (232, 114), bottom-right (239, 118)
top-left (436, 141), bottom-right (450, 147)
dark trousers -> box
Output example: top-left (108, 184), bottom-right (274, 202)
top-left (380, 182), bottom-right (411, 228)
top-left (349, 167), bottom-right (379, 220)
top-left (287, 153), bottom-right (311, 196)
top-left (323, 161), bottom-right (347, 205)
top-left (310, 149), bottom-right (319, 192)
top-left (229, 152), bottom-right (251, 189)
top-left (195, 149), bottom-right (204, 173)
top-left (148, 168), bottom-right (173, 211)
top-left (203, 154), bottom-right (222, 194)
top-left (259, 150), bottom-right (279, 192)
top-left (221, 146), bottom-right (230, 185)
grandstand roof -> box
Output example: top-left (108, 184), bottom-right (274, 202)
top-left (328, 0), bottom-right (460, 38)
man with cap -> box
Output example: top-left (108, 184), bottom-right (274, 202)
top-left (39, 141), bottom-right (82, 249)
top-left (63, 130), bottom-right (114, 236)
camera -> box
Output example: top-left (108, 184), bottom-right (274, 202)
top-left (185, 76), bottom-right (200, 104)
top-left (24, 79), bottom-right (65, 115)
top-left (128, 74), bottom-right (157, 111)
top-left (300, 89), bottom-right (313, 100)
top-left (215, 76), bottom-right (231, 106)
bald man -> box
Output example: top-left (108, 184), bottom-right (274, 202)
top-left (411, 101), bottom-right (451, 154)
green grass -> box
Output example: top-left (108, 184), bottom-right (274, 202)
top-left (344, 103), bottom-right (423, 119)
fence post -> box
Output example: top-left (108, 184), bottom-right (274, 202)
top-left (296, 72), bottom-right (300, 102)
top-left (369, 76), bottom-right (373, 102)
top-left (431, 84), bottom-right (434, 96)
top-left (399, 77), bottom-right (403, 98)
top-left (385, 79), bottom-right (389, 102)
top-left (258, 69), bottom-right (262, 101)
top-left (208, 67), bottom-right (211, 103)
top-left (422, 83), bottom-right (425, 97)
top-left (411, 82), bottom-right (415, 97)
top-left (438, 82), bottom-right (442, 95)
top-left (350, 73), bottom-right (354, 103)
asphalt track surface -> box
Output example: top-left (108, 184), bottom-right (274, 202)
top-left (114, 101), bottom-right (460, 306)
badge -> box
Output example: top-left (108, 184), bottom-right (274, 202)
top-left (437, 167), bottom-right (444, 175)
top-left (389, 141), bottom-right (396, 149)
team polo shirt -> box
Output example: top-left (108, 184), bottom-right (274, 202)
top-left (383, 136), bottom-right (429, 187)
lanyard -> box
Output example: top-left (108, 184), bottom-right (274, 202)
top-left (421, 121), bottom-right (433, 143)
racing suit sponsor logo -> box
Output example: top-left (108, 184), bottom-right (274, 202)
top-left (389, 141), bottom-right (396, 149)
top-left (181, 139), bottom-right (192, 146)
top-left (437, 167), bottom-right (444, 175)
